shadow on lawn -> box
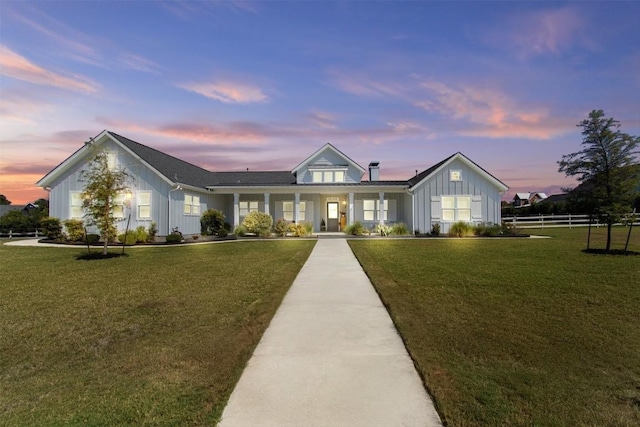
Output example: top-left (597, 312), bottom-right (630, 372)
top-left (582, 249), bottom-right (640, 256)
top-left (75, 252), bottom-right (130, 261)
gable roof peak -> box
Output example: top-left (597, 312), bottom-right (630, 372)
top-left (291, 143), bottom-right (366, 174)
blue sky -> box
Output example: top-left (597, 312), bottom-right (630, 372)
top-left (1, 1), bottom-right (639, 204)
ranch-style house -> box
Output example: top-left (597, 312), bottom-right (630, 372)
top-left (37, 130), bottom-right (508, 236)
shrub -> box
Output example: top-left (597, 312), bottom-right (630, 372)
top-left (242, 211), bottom-right (273, 237)
top-left (200, 209), bottom-right (226, 235)
top-left (302, 221), bottom-right (313, 236)
top-left (501, 221), bottom-right (520, 236)
top-left (86, 233), bottom-right (100, 244)
top-left (135, 226), bottom-right (149, 243)
top-left (274, 218), bottom-right (289, 237)
top-left (217, 228), bottom-right (228, 238)
top-left (344, 221), bottom-right (367, 236)
top-left (117, 232), bottom-right (137, 245)
top-left (430, 222), bottom-right (441, 236)
top-left (449, 221), bottom-right (474, 237)
top-left (40, 217), bottom-right (63, 240)
top-left (474, 223), bottom-right (502, 237)
top-left (63, 219), bottom-right (85, 242)
top-left (165, 232), bottom-right (183, 243)
top-left (233, 225), bottom-right (247, 237)
top-left (288, 222), bottom-right (311, 237)
top-left (391, 222), bottom-right (409, 236)
top-left (147, 222), bottom-right (157, 242)
top-left (376, 224), bottom-right (392, 236)
top-left (0, 211), bottom-right (30, 233)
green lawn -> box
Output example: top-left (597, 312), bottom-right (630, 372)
top-left (0, 240), bottom-right (315, 426)
top-left (349, 227), bottom-right (640, 426)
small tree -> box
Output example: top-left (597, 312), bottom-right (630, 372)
top-left (558, 110), bottom-right (640, 251)
top-left (80, 149), bottom-right (131, 255)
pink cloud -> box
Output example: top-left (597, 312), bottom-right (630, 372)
top-left (179, 80), bottom-right (268, 103)
top-left (97, 116), bottom-right (430, 147)
top-left (307, 111), bottom-right (338, 129)
top-left (118, 53), bottom-right (161, 74)
top-left (0, 45), bottom-right (99, 93)
top-left (417, 80), bottom-right (571, 139)
top-left (329, 69), bottom-right (403, 97)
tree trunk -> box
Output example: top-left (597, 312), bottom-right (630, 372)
top-left (606, 222), bottom-right (612, 252)
top-left (103, 240), bottom-right (108, 256)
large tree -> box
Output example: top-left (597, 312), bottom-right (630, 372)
top-left (80, 149), bottom-right (131, 255)
top-left (558, 110), bottom-right (640, 251)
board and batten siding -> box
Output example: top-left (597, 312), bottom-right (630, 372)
top-left (411, 158), bottom-right (503, 234)
top-left (46, 139), bottom-right (217, 237)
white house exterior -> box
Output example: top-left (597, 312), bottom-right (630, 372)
top-left (37, 130), bottom-right (508, 236)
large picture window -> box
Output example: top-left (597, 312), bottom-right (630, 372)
top-left (363, 199), bottom-right (388, 221)
top-left (441, 195), bottom-right (471, 222)
top-left (184, 194), bottom-right (200, 215)
top-left (239, 201), bottom-right (259, 218)
top-left (283, 201), bottom-right (306, 221)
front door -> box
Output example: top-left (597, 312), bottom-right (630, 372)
top-left (327, 202), bottom-right (339, 232)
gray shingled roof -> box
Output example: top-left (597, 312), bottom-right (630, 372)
top-left (110, 132), bottom-right (217, 188)
top-left (110, 132), bottom-right (504, 190)
top-left (407, 154), bottom-right (455, 187)
top-left (209, 171), bottom-right (296, 186)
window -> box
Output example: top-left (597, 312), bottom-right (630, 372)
top-left (363, 199), bottom-right (388, 221)
top-left (441, 195), bottom-right (471, 222)
top-left (311, 169), bottom-right (346, 183)
top-left (457, 196), bottom-right (471, 221)
top-left (107, 152), bottom-right (118, 170)
top-left (239, 201), bottom-right (259, 217)
top-left (137, 191), bottom-right (151, 219)
top-left (363, 200), bottom-right (376, 221)
top-left (442, 196), bottom-right (455, 221)
top-left (450, 170), bottom-right (461, 181)
top-left (70, 192), bottom-right (84, 218)
top-left (112, 194), bottom-right (126, 218)
top-left (184, 194), bottom-right (200, 215)
top-left (283, 201), bottom-right (306, 221)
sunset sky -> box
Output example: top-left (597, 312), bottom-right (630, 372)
top-left (1, 1), bottom-right (639, 205)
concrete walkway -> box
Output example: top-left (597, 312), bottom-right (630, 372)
top-left (218, 239), bottom-right (442, 427)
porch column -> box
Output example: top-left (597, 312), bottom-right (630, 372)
top-left (348, 192), bottom-right (354, 225)
top-left (294, 193), bottom-right (300, 223)
top-left (233, 193), bottom-right (240, 228)
top-left (379, 192), bottom-right (385, 225)
top-left (263, 193), bottom-right (270, 215)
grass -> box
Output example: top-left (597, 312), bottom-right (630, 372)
top-left (349, 227), bottom-right (640, 426)
top-left (0, 240), bottom-right (315, 426)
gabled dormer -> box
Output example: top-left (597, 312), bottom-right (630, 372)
top-left (291, 143), bottom-right (367, 184)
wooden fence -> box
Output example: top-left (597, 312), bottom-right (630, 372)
top-left (0, 230), bottom-right (42, 238)
top-left (502, 213), bottom-right (640, 229)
